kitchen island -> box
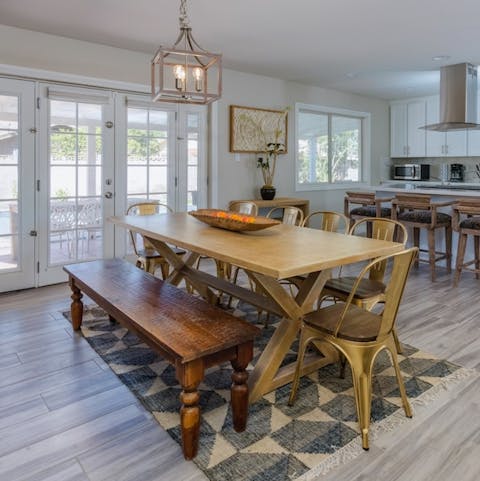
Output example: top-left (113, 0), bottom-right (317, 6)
top-left (372, 182), bottom-right (480, 275)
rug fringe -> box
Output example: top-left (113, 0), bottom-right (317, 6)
top-left (296, 367), bottom-right (477, 480)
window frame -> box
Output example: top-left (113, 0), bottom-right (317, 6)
top-left (295, 102), bottom-right (371, 191)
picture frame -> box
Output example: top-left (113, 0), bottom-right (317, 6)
top-left (229, 105), bottom-right (288, 153)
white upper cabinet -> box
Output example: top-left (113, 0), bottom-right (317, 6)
top-left (467, 91), bottom-right (480, 156)
top-left (390, 100), bottom-right (426, 157)
top-left (425, 96), bottom-right (467, 157)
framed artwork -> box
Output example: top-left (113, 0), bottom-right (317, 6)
top-left (229, 105), bottom-right (288, 153)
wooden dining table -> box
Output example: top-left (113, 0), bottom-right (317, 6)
top-left (110, 212), bottom-right (404, 402)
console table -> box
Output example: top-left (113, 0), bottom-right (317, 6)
top-left (228, 197), bottom-right (309, 218)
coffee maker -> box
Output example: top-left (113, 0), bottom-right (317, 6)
top-left (449, 163), bottom-right (465, 182)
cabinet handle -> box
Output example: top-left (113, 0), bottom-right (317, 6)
top-left (441, 145), bottom-right (444, 154)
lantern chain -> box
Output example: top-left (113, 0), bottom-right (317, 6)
top-left (179, 0), bottom-right (190, 29)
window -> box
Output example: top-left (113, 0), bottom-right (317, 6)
top-left (295, 103), bottom-right (370, 189)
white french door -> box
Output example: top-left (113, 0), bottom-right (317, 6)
top-left (37, 85), bottom-right (115, 286)
top-left (0, 78), bottom-right (208, 291)
top-left (0, 78), bottom-right (36, 292)
top-left (114, 95), bottom-right (207, 256)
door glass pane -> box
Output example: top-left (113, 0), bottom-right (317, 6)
top-left (128, 166), bottom-right (147, 194)
top-left (0, 166), bottom-right (18, 200)
top-left (127, 106), bottom-right (171, 202)
top-left (128, 108), bottom-right (148, 136)
top-left (50, 166), bottom-right (76, 198)
top-left (150, 110), bottom-right (168, 137)
top-left (128, 137), bottom-right (148, 164)
top-left (77, 197), bottom-right (102, 260)
top-left (0, 95), bottom-right (18, 130)
top-left (0, 200), bottom-right (17, 235)
top-left (149, 138), bottom-right (167, 164)
top-left (149, 166), bottom-right (167, 193)
top-left (50, 131), bottom-right (76, 164)
top-left (78, 104), bottom-right (102, 130)
top-left (0, 94), bottom-right (19, 271)
top-left (0, 200), bottom-right (18, 269)
top-left (50, 100), bottom-right (76, 130)
top-left (48, 99), bottom-right (105, 264)
top-left (78, 134), bottom-right (102, 165)
top-left (78, 166), bottom-right (101, 196)
top-left (0, 131), bottom-right (18, 164)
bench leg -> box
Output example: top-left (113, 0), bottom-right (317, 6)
top-left (69, 278), bottom-right (83, 331)
top-left (176, 359), bottom-right (204, 460)
top-left (231, 341), bottom-right (253, 433)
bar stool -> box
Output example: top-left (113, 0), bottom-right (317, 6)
top-left (391, 193), bottom-right (453, 281)
top-left (344, 191), bottom-right (393, 231)
top-left (452, 199), bottom-right (480, 287)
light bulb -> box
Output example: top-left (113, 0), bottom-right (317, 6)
top-left (193, 67), bottom-right (203, 92)
top-left (173, 65), bottom-right (186, 90)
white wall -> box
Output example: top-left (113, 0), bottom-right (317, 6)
top-left (216, 69), bottom-right (390, 211)
top-left (0, 24), bottom-right (390, 213)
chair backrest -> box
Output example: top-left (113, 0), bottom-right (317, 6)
top-left (126, 201), bottom-right (172, 254)
top-left (452, 198), bottom-right (480, 230)
top-left (335, 247), bottom-right (418, 340)
top-left (229, 201), bottom-right (259, 216)
top-left (392, 193), bottom-right (432, 211)
top-left (267, 206), bottom-right (304, 226)
top-left (303, 210), bottom-right (349, 234)
top-left (349, 217), bottom-right (408, 281)
top-left (344, 191), bottom-right (375, 216)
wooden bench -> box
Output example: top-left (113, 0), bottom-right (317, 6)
top-left (63, 259), bottom-right (260, 460)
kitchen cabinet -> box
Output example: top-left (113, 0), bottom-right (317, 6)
top-left (390, 100), bottom-right (426, 157)
top-left (426, 96), bottom-right (467, 157)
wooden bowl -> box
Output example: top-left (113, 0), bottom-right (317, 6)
top-left (189, 209), bottom-right (281, 232)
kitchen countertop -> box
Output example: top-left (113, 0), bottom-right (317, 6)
top-left (375, 181), bottom-right (480, 197)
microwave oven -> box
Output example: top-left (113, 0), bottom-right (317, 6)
top-left (393, 164), bottom-right (430, 180)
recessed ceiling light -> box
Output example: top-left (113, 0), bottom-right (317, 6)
top-left (432, 55), bottom-right (450, 61)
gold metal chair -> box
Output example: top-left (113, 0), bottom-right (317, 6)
top-left (285, 211), bottom-right (349, 292)
top-left (127, 201), bottom-right (185, 279)
top-left (267, 206), bottom-right (304, 226)
top-left (228, 201), bottom-right (259, 216)
top-left (452, 199), bottom-right (480, 287)
top-left (289, 247), bottom-right (418, 450)
top-left (302, 210), bottom-right (349, 233)
top-left (320, 217), bottom-right (408, 353)
top-left (391, 193), bottom-right (453, 282)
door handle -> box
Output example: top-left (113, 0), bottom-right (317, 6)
top-left (104, 192), bottom-right (113, 199)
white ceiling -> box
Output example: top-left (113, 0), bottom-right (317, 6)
top-left (1, 0), bottom-right (479, 100)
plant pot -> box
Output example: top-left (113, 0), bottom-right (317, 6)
top-left (260, 186), bottom-right (276, 200)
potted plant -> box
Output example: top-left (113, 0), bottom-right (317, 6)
top-left (257, 141), bottom-right (286, 200)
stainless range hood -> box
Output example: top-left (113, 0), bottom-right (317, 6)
top-left (421, 63), bottom-right (480, 131)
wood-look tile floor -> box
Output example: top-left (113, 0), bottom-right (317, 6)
top-left (0, 263), bottom-right (479, 481)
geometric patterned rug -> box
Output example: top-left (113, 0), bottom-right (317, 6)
top-left (63, 300), bottom-right (471, 481)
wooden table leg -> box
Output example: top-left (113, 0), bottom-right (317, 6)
top-left (230, 341), bottom-right (253, 432)
top-left (69, 278), bottom-right (83, 331)
top-left (246, 270), bottom-right (333, 402)
top-left (176, 359), bottom-right (204, 460)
